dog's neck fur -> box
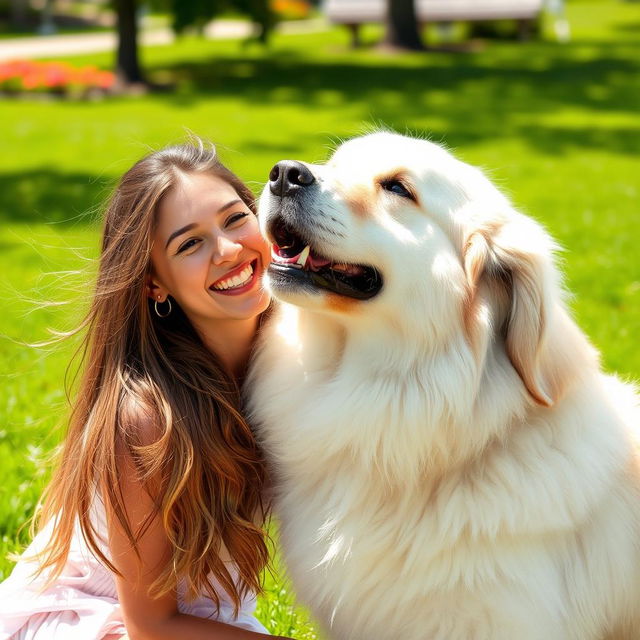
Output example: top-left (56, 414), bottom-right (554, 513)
top-left (249, 300), bottom-right (631, 578)
top-left (257, 301), bottom-right (546, 487)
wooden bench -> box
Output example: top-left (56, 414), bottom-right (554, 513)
top-left (324, 0), bottom-right (546, 46)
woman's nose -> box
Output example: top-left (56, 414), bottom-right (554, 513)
top-left (213, 235), bottom-right (242, 264)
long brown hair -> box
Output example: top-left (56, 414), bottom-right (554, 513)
top-left (35, 138), bottom-right (269, 612)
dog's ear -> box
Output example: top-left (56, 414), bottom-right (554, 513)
top-left (464, 215), bottom-right (559, 407)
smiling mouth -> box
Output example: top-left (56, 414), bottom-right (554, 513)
top-left (268, 219), bottom-right (382, 300)
top-left (209, 259), bottom-right (258, 294)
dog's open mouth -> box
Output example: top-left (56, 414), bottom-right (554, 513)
top-left (268, 219), bottom-right (382, 300)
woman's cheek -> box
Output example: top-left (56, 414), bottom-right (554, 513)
top-left (176, 252), bottom-right (208, 287)
top-left (244, 227), bottom-right (270, 256)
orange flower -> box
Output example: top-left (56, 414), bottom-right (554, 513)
top-left (270, 0), bottom-right (310, 19)
top-left (0, 59), bottom-right (114, 95)
top-left (93, 70), bottom-right (116, 89)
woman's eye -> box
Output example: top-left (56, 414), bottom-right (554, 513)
top-left (381, 180), bottom-right (413, 199)
top-left (226, 212), bottom-right (249, 227)
top-left (177, 238), bottom-right (200, 254)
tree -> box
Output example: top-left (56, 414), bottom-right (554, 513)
top-left (237, 0), bottom-right (275, 44)
top-left (114, 0), bottom-right (274, 87)
top-left (114, 0), bottom-right (144, 85)
top-left (383, 0), bottom-right (424, 50)
top-left (9, 0), bottom-right (29, 30)
top-left (168, 0), bottom-right (273, 42)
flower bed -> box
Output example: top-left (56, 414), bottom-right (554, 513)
top-left (271, 0), bottom-right (311, 20)
top-left (0, 60), bottom-right (116, 99)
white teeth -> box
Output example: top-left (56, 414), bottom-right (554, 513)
top-left (297, 245), bottom-right (311, 267)
top-left (212, 263), bottom-right (254, 291)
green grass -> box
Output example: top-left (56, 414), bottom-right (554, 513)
top-left (0, 1), bottom-right (638, 636)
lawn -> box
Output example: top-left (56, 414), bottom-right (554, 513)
top-left (0, 1), bottom-right (638, 637)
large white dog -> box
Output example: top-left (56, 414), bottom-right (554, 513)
top-left (247, 132), bottom-right (640, 640)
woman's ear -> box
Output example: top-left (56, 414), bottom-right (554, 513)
top-left (146, 276), bottom-right (169, 303)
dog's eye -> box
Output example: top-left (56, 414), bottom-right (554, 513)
top-left (381, 180), bottom-right (413, 200)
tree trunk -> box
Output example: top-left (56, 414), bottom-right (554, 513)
top-left (247, 0), bottom-right (274, 44)
top-left (114, 0), bottom-right (145, 85)
top-left (383, 0), bottom-right (424, 50)
top-left (10, 0), bottom-right (29, 30)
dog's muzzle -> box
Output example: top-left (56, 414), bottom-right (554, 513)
top-left (264, 161), bottom-right (383, 301)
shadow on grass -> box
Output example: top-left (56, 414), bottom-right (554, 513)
top-left (0, 170), bottom-right (112, 225)
top-left (613, 20), bottom-right (640, 34)
top-left (150, 42), bottom-right (639, 154)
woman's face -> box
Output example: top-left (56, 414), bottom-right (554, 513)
top-left (149, 172), bottom-right (271, 327)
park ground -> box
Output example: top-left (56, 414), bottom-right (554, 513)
top-left (0, 1), bottom-right (638, 637)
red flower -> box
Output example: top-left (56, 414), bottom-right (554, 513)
top-left (0, 59), bottom-right (114, 95)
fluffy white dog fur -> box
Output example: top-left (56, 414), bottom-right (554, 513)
top-left (247, 132), bottom-right (640, 640)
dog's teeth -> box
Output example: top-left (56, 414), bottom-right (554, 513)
top-left (297, 245), bottom-right (311, 267)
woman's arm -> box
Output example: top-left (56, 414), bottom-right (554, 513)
top-left (107, 412), bottom-right (292, 640)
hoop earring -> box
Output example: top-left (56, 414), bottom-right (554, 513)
top-left (154, 297), bottom-right (172, 318)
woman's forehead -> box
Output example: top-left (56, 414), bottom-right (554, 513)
top-left (157, 172), bottom-right (241, 232)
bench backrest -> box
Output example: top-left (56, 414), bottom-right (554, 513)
top-left (324, 0), bottom-right (545, 24)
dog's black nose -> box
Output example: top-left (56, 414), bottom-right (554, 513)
top-left (269, 160), bottom-right (315, 197)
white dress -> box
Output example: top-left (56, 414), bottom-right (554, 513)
top-left (0, 500), bottom-right (269, 639)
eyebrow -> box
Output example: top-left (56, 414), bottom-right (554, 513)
top-left (164, 199), bottom-right (244, 249)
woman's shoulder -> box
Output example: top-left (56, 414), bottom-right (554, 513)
top-left (117, 390), bottom-right (162, 447)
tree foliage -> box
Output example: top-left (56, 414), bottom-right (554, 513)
top-left (149, 0), bottom-right (273, 41)
top-left (115, 0), bottom-right (274, 85)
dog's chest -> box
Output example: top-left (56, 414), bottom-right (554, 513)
top-left (277, 456), bottom-right (505, 588)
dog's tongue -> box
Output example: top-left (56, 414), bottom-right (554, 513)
top-left (271, 243), bottom-right (333, 271)
top-left (293, 245), bottom-right (332, 271)
top-left (307, 252), bottom-right (331, 271)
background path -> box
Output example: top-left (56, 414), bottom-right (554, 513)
top-left (0, 18), bottom-right (327, 62)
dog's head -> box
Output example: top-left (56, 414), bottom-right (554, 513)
top-left (259, 132), bottom-right (580, 407)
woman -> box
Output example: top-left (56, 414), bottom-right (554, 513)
top-left (0, 139), bottom-right (291, 640)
